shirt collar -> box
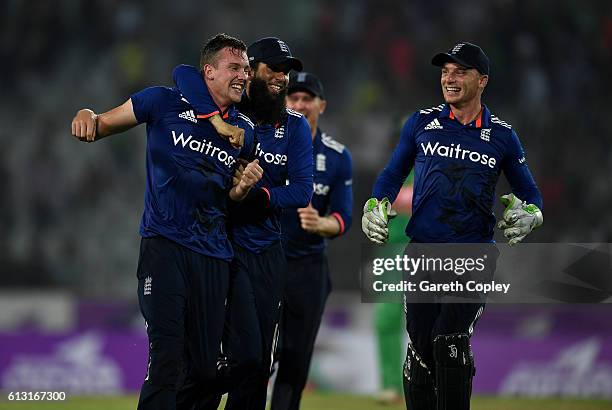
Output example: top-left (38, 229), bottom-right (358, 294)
top-left (440, 103), bottom-right (491, 129)
top-left (224, 104), bottom-right (238, 120)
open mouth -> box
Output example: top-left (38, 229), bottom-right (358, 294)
top-left (230, 82), bottom-right (244, 93)
top-left (445, 86), bottom-right (461, 94)
top-left (268, 83), bottom-right (284, 93)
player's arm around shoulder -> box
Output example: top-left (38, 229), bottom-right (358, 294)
top-left (71, 99), bottom-right (138, 143)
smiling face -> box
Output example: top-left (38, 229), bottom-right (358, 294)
top-left (204, 47), bottom-right (250, 109)
top-left (440, 62), bottom-right (488, 108)
top-left (252, 62), bottom-right (289, 95)
top-left (286, 91), bottom-right (326, 137)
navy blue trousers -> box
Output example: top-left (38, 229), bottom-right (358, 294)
top-left (202, 242), bottom-right (287, 410)
top-left (135, 236), bottom-right (229, 410)
top-left (271, 252), bottom-right (331, 410)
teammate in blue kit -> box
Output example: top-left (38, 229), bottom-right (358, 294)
top-left (362, 43), bottom-right (543, 410)
top-left (271, 72), bottom-right (353, 410)
top-left (173, 37), bottom-right (313, 410)
top-left (71, 34), bottom-right (263, 410)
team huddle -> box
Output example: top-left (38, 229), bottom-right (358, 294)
top-left (72, 33), bottom-right (542, 410)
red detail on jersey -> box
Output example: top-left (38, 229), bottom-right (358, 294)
top-left (196, 111), bottom-right (220, 119)
top-left (331, 212), bottom-right (345, 235)
top-left (261, 187), bottom-right (271, 203)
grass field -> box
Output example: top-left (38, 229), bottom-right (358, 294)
top-left (1, 393), bottom-right (611, 410)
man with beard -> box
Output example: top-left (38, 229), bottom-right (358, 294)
top-left (271, 72), bottom-right (353, 410)
top-left (172, 37), bottom-right (313, 410)
top-left (362, 42), bottom-right (543, 410)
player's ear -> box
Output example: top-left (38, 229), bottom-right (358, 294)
top-left (203, 64), bottom-right (215, 81)
top-left (479, 75), bottom-right (489, 89)
top-left (318, 99), bottom-right (327, 115)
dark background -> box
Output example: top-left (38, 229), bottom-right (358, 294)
top-left (1, 0), bottom-right (611, 295)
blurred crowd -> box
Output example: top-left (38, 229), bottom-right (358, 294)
top-left (1, 0), bottom-right (611, 295)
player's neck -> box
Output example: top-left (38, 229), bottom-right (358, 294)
top-left (449, 100), bottom-right (482, 125)
top-left (205, 80), bottom-right (230, 113)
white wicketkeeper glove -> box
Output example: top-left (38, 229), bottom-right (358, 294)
top-left (362, 197), bottom-right (391, 245)
top-left (497, 193), bottom-right (543, 246)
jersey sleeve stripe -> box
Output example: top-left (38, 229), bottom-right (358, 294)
top-left (331, 212), bottom-right (345, 235)
top-left (286, 108), bottom-right (303, 118)
top-left (238, 113), bottom-right (255, 128)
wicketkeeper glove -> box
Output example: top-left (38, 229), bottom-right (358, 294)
top-left (497, 193), bottom-right (543, 246)
top-left (362, 197), bottom-right (391, 245)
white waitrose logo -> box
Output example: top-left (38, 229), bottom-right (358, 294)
top-left (255, 143), bottom-right (287, 165)
top-left (424, 119), bottom-right (443, 130)
top-left (480, 128), bottom-right (491, 142)
top-left (316, 154), bottom-right (326, 171)
top-left (144, 276), bottom-right (152, 296)
top-left (314, 183), bottom-right (330, 196)
top-left (179, 110), bottom-right (197, 123)
top-left (420, 141), bottom-right (497, 169)
top-left (171, 130), bottom-right (236, 168)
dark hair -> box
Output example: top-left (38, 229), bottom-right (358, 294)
top-left (199, 33), bottom-right (247, 71)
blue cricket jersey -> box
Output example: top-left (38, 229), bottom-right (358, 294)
top-left (282, 129), bottom-right (353, 259)
top-left (373, 103), bottom-right (542, 243)
top-left (172, 65), bottom-right (313, 253)
top-left (130, 86), bottom-right (255, 260)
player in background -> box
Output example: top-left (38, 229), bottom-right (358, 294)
top-left (173, 37), bottom-right (313, 410)
top-left (362, 42), bottom-right (543, 410)
top-left (271, 72), bottom-right (353, 410)
top-left (71, 34), bottom-right (263, 410)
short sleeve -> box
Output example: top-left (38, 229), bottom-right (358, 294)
top-left (130, 86), bottom-right (171, 124)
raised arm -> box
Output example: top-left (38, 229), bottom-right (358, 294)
top-left (71, 99), bottom-right (138, 142)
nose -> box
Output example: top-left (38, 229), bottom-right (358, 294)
top-left (294, 99), bottom-right (306, 112)
top-left (273, 70), bottom-right (288, 83)
top-left (237, 68), bottom-right (248, 81)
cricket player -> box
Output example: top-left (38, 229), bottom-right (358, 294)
top-left (362, 42), bottom-right (543, 410)
top-left (271, 72), bottom-right (353, 410)
top-left (173, 37), bottom-right (313, 410)
top-left (71, 34), bottom-right (263, 410)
